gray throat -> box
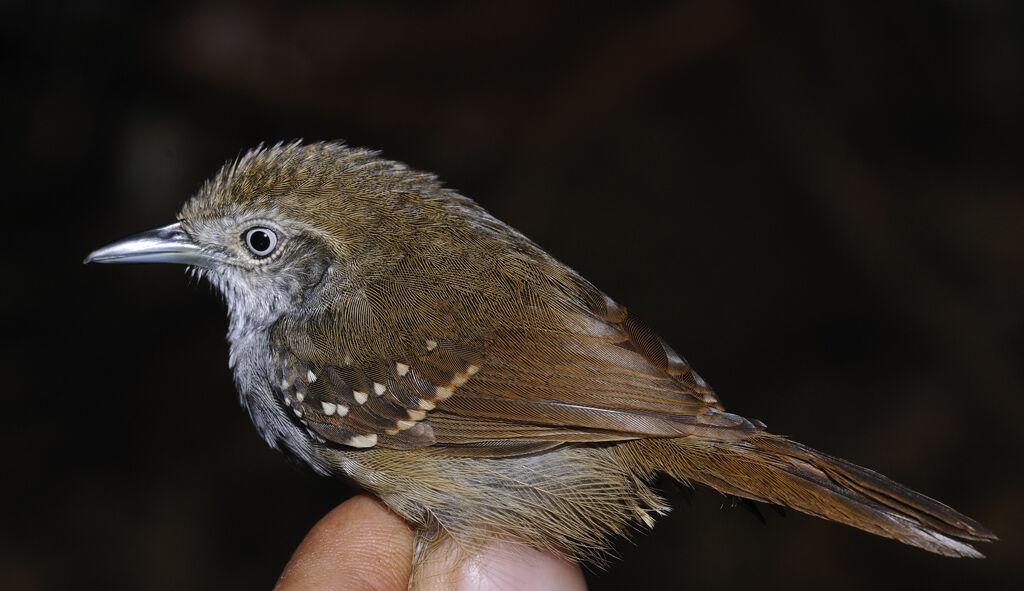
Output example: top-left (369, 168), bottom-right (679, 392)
top-left (211, 264), bottom-right (332, 475)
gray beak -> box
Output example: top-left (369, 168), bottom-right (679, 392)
top-left (84, 222), bottom-right (211, 267)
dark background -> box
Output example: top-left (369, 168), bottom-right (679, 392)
top-left (3, 1), bottom-right (1022, 589)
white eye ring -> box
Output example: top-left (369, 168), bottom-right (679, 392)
top-left (244, 227), bottom-right (278, 258)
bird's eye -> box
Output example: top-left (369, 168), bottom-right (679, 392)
top-left (243, 227), bottom-right (278, 258)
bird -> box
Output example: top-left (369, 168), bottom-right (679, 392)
top-left (86, 140), bottom-right (996, 575)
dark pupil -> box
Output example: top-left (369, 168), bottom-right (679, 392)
top-left (249, 230), bottom-right (271, 252)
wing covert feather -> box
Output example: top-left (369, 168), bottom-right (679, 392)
top-left (266, 245), bottom-right (753, 455)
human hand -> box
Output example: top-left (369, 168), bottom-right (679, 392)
top-left (273, 494), bottom-right (588, 591)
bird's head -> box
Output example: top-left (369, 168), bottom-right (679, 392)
top-left (85, 141), bottom-right (450, 331)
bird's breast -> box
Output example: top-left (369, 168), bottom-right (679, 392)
top-left (229, 329), bottom-right (330, 474)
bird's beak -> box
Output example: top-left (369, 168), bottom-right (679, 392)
top-left (84, 222), bottom-right (212, 268)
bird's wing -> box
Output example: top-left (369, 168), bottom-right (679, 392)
top-left (268, 244), bottom-right (756, 455)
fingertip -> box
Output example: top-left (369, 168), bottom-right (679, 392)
top-left (461, 544), bottom-right (587, 591)
top-left (413, 540), bottom-right (588, 591)
top-left (274, 494), bottom-right (414, 591)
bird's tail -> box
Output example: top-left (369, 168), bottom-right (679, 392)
top-left (624, 433), bottom-right (997, 557)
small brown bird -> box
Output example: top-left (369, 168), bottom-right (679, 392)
top-left (86, 141), bottom-right (995, 574)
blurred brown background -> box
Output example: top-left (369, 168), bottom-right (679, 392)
top-left (3, 1), bottom-right (1022, 589)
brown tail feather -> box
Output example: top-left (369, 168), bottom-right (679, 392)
top-left (629, 434), bottom-right (997, 557)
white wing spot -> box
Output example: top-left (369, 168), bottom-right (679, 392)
top-left (395, 362), bottom-right (410, 376)
top-left (396, 420), bottom-right (416, 430)
top-left (373, 382), bottom-right (386, 396)
top-left (321, 401), bottom-right (337, 416)
top-left (293, 408), bottom-right (303, 417)
top-left (407, 408), bottom-right (426, 421)
top-left (336, 404), bottom-right (350, 417)
top-left (284, 395), bottom-right (292, 405)
top-left (354, 391), bottom-right (368, 405)
top-left (296, 391), bottom-right (305, 402)
top-left (418, 398), bottom-right (436, 411)
top-left (425, 339), bottom-right (437, 351)
top-left (347, 434), bottom-right (378, 448)
top-left (435, 386), bottom-right (454, 400)
top-left (307, 370), bottom-right (317, 383)
top-left (449, 365), bottom-right (479, 387)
